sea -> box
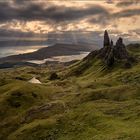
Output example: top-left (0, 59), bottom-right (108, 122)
top-left (0, 45), bottom-right (47, 58)
top-left (0, 40), bottom-right (89, 63)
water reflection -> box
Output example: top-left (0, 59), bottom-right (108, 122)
top-left (28, 52), bottom-right (90, 64)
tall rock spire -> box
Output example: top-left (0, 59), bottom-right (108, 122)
top-left (84, 30), bottom-right (133, 68)
top-left (110, 40), bottom-right (113, 46)
top-left (114, 37), bottom-right (128, 59)
top-left (104, 30), bottom-right (110, 47)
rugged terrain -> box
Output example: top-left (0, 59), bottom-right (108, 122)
top-left (0, 31), bottom-right (140, 140)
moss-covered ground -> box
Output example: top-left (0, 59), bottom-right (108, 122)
top-left (0, 45), bottom-right (140, 140)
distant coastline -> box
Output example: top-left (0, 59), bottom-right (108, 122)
top-left (0, 43), bottom-right (96, 67)
top-left (0, 45), bottom-right (48, 58)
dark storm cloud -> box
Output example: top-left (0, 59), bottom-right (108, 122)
top-left (129, 29), bottom-right (140, 36)
top-left (106, 0), bottom-right (114, 4)
top-left (0, 1), bottom-right (108, 23)
top-left (89, 14), bottom-right (110, 26)
top-left (89, 8), bottom-right (140, 26)
top-left (0, 0), bottom-right (139, 42)
top-left (113, 9), bottom-right (140, 18)
top-left (116, 0), bottom-right (140, 7)
top-left (0, 28), bottom-right (45, 37)
top-left (0, 0), bottom-right (139, 26)
top-left (13, 0), bottom-right (31, 4)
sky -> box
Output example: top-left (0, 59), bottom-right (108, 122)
top-left (0, 0), bottom-right (140, 41)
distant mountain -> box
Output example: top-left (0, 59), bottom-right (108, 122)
top-left (0, 61), bottom-right (38, 69)
top-left (0, 43), bottom-right (97, 63)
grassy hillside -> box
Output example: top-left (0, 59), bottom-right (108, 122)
top-left (0, 44), bottom-right (140, 140)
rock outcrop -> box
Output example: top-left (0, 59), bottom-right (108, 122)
top-left (114, 37), bottom-right (128, 59)
top-left (86, 30), bottom-right (132, 67)
top-left (102, 31), bottom-right (129, 66)
top-left (101, 30), bottom-right (131, 66)
top-left (104, 30), bottom-right (110, 47)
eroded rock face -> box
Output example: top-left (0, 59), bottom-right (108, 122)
top-left (99, 30), bottom-right (114, 66)
top-left (105, 48), bottom-right (114, 67)
top-left (102, 32), bottom-right (129, 66)
top-left (113, 37), bottom-right (128, 59)
top-left (111, 40), bottom-right (113, 46)
top-left (85, 30), bottom-right (132, 67)
top-left (104, 30), bottom-right (110, 47)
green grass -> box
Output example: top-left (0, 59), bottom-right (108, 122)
top-left (0, 45), bottom-right (140, 140)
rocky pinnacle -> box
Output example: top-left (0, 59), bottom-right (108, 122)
top-left (101, 31), bottom-right (129, 66)
top-left (85, 30), bottom-right (132, 67)
top-left (104, 30), bottom-right (110, 47)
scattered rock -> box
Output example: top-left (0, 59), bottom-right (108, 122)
top-left (7, 93), bottom-right (22, 108)
top-left (124, 61), bottom-right (132, 68)
top-left (49, 72), bottom-right (59, 80)
top-left (15, 77), bottom-right (26, 81)
top-left (22, 102), bottom-right (65, 123)
top-left (32, 92), bottom-right (38, 98)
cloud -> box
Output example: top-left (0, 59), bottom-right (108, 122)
top-left (106, 0), bottom-right (114, 4)
top-left (0, 28), bottom-right (45, 37)
top-left (0, 1), bottom-right (108, 23)
top-left (0, 0), bottom-right (139, 41)
top-left (116, 0), bottom-right (140, 7)
top-left (0, 0), bottom-right (139, 28)
top-left (89, 8), bottom-right (140, 26)
top-left (88, 14), bottom-right (110, 26)
top-left (129, 29), bottom-right (140, 36)
top-left (113, 9), bottom-right (140, 18)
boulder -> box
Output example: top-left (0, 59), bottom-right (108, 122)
top-left (49, 72), bottom-right (59, 80)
